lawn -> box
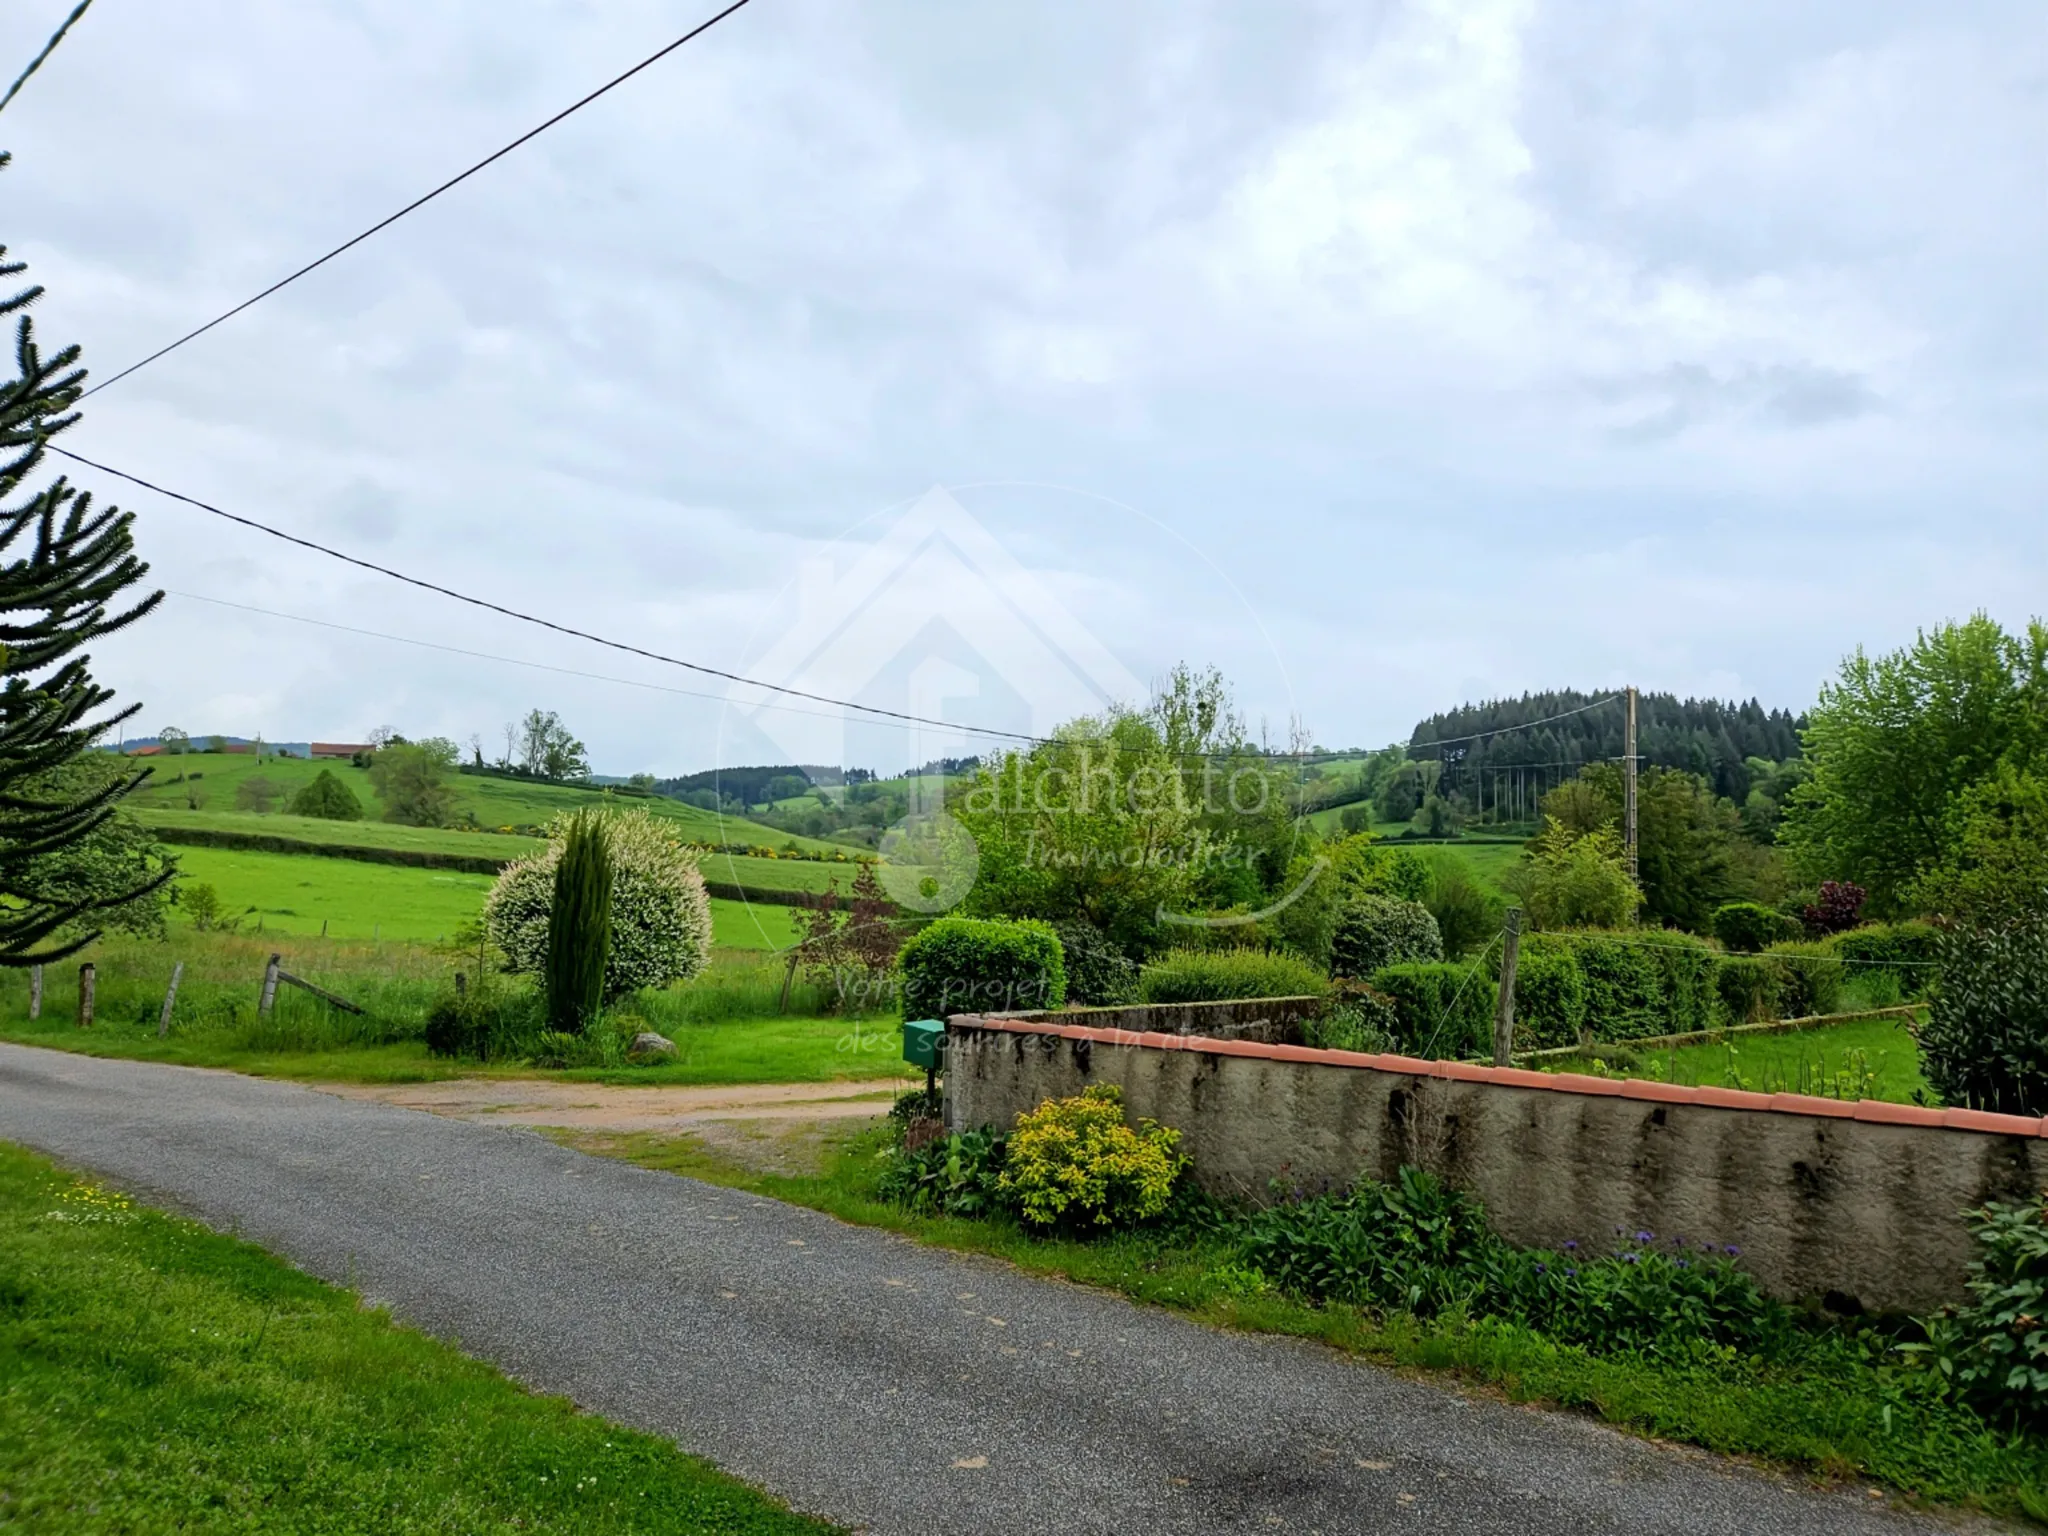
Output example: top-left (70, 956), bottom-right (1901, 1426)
top-left (162, 844), bottom-right (802, 948)
top-left (0, 933), bottom-right (904, 1088)
top-left (1538, 1014), bottom-right (1931, 1105)
top-left (0, 1142), bottom-right (835, 1534)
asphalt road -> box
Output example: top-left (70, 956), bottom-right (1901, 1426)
top-left (0, 1043), bottom-right (1987, 1535)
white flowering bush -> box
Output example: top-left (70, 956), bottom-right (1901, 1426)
top-left (484, 808), bottom-right (713, 999)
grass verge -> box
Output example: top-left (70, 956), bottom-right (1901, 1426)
top-left (555, 1121), bottom-right (2048, 1522)
top-left (0, 933), bottom-right (905, 1087)
top-left (0, 1141), bottom-right (834, 1534)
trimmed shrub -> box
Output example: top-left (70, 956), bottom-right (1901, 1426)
top-left (1827, 921), bottom-right (1941, 999)
top-left (287, 769), bottom-right (363, 822)
top-left (1330, 894), bottom-right (1443, 980)
top-left (546, 812), bottom-right (612, 1033)
top-left (1305, 986), bottom-right (1399, 1053)
top-left (1137, 947), bottom-right (1326, 1005)
top-left (1636, 931), bottom-right (1720, 1036)
top-left (484, 808), bottom-right (714, 1003)
top-left (1711, 901), bottom-right (1798, 953)
top-left (1920, 914), bottom-right (2048, 1116)
top-left (1715, 956), bottom-right (1780, 1024)
top-left (1567, 934), bottom-right (1666, 1040)
top-left (899, 916), bottom-right (1066, 1019)
top-left (1054, 921), bottom-right (1139, 1007)
top-left (1369, 961), bottom-right (1495, 1056)
top-left (1512, 941), bottom-right (1586, 1049)
top-left (998, 1084), bottom-right (1188, 1230)
top-left (1764, 941), bottom-right (1845, 1019)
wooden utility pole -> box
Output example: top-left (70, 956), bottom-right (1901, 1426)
top-left (28, 964), bottom-right (41, 1020)
top-left (259, 953), bottom-right (282, 1018)
top-left (1623, 685), bottom-right (1639, 883)
top-left (1492, 908), bottom-right (1523, 1067)
top-left (76, 963), bottom-right (95, 1029)
top-left (158, 962), bottom-right (184, 1038)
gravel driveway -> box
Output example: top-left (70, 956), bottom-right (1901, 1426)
top-left (0, 1043), bottom-right (1996, 1535)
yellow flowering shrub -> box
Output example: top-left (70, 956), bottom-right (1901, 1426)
top-left (999, 1084), bottom-right (1188, 1230)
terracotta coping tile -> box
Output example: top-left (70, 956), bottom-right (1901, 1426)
top-left (1544, 1072), bottom-right (1627, 1097)
top-left (1489, 1067), bottom-right (1566, 1091)
top-left (946, 1017), bottom-right (2044, 1138)
top-left (1942, 1107), bottom-right (2048, 1137)
top-left (1691, 1086), bottom-right (1775, 1111)
top-left (1769, 1092), bottom-right (1857, 1119)
top-left (1620, 1080), bottom-right (1698, 1105)
top-left (1853, 1101), bottom-right (1948, 1128)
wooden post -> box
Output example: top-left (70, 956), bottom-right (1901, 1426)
top-left (158, 961), bottom-right (184, 1038)
top-left (28, 964), bottom-right (41, 1020)
top-left (1492, 908), bottom-right (1523, 1067)
top-left (320, 918), bottom-right (328, 937)
top-left (1623, 685), bottom-right (1639, 884)
top-left (778, 950), bottom-right (799, 1013)
top-left (76, 963), bottom-right (95, 1030)
top-left (259, 953), bottom-right (282, 1018)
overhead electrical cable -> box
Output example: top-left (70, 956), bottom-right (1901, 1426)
top-left (0, 0), bottom-right (94, 117)
top-left (79, 0), bottom-right (756, 398)
top-left (165, 589), bottom-right (1030, 740)
top-left (55, 447), bottom-right (1046, 744)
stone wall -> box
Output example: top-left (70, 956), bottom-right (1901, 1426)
top-left (944, 1013), bottom-right (2047, 1313)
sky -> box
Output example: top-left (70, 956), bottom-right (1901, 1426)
top-left (0, 0), bottom-right (2041, 776)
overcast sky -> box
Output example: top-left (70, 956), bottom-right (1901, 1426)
top-left (1, 0), bottom-right (2041, 775)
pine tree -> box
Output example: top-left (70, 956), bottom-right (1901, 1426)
top-left (0, 158), bottom-right (165, 963)
top-left (545, 811), bottom-right (612, 1033)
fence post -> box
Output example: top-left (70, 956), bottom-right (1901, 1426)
top-left (454, 972), bottom-right (467, 1004)
top-left (1492, 908), bottom-right (1523, 1067)
top-left (259, 953), bottom-right (282, 1018)
top-left (76, 963), bottom-right (95, 1030)
top-left (28, 964), bottom-right (41, 1020)
top-left (158, 961), bottom-right (185, 1038)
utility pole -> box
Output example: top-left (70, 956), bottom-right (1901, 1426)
top-left (1623, 685), bottom-right (1639, 883)
top-left (1492, 908), bottom-right (1523, 1067)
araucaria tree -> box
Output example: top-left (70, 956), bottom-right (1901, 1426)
top-left (545, 812), bottom-right (613, 1033)
top-left (0, 176), bottom-right (166, 962)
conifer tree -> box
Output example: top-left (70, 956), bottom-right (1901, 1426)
top-left (0, 157), bottom-right (165, 963)
top-left (546, 811), bottom-right (612, 1033)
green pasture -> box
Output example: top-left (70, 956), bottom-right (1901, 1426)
top-left (164, 845), bottom-right (801, 950)
top-left (0, 933), bottom-right (906, 1088)
top-left (126, 749), bottom-right (858, 855)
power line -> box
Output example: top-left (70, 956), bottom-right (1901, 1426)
top-left (79, 0), bottom-right (757, 398)
top-left (1409, 694), bottom-right (1624, 753)
top-left (164, 588), bottom-right (1030, 742)
top-left (55, 446), bottom-right (1046, 744)
top-left (0, 0), bottom-right (94, 117)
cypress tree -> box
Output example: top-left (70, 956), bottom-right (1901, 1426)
top-left (0, 157), bottom-right (165, 964)
top-left (546, 812), bottom-right (612, 1033)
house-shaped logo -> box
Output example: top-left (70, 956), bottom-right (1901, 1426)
top-left (731, 486), bottom-right (1145, 772)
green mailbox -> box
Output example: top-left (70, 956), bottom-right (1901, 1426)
top-left (902, 1018), bottom-right (946, 1071)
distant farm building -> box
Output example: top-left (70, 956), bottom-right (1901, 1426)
top-left (311, 743), bottom-right (372, 759)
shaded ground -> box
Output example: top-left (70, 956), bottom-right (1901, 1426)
top-left (0, 1043), bottom-right (2007, 1536)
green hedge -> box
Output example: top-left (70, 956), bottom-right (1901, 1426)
top-left (1714, 956), bottom-right (1779, 1024)
top-left (1137, 947), bottom-right (1326, 1005)
top-left (1762, 940), bottom-right (1845, 1018)
top-left (1825, 921), bottom-right (1940, 998)
top-left (1510, 943), bottom-right (1586, 1049)
top-left (1369, 962), bottom-right (1496, 1056)
top-left (899, 916), bottom-right (1065, 1020)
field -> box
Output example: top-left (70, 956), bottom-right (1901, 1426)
top-left (0, 932), bottom-right (908, 1087)
top-left (127, 750), bottom-right (860, 856)
top-left (1542, 1014), bottom-right (1930, 1105)
top-left (166, 845), bottom-right (803, 950)
top-left (0, 1143), bottom-right (834, 1534)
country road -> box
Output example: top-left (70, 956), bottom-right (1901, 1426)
top-left (0, 1043), bottom-right (1988, 1535)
